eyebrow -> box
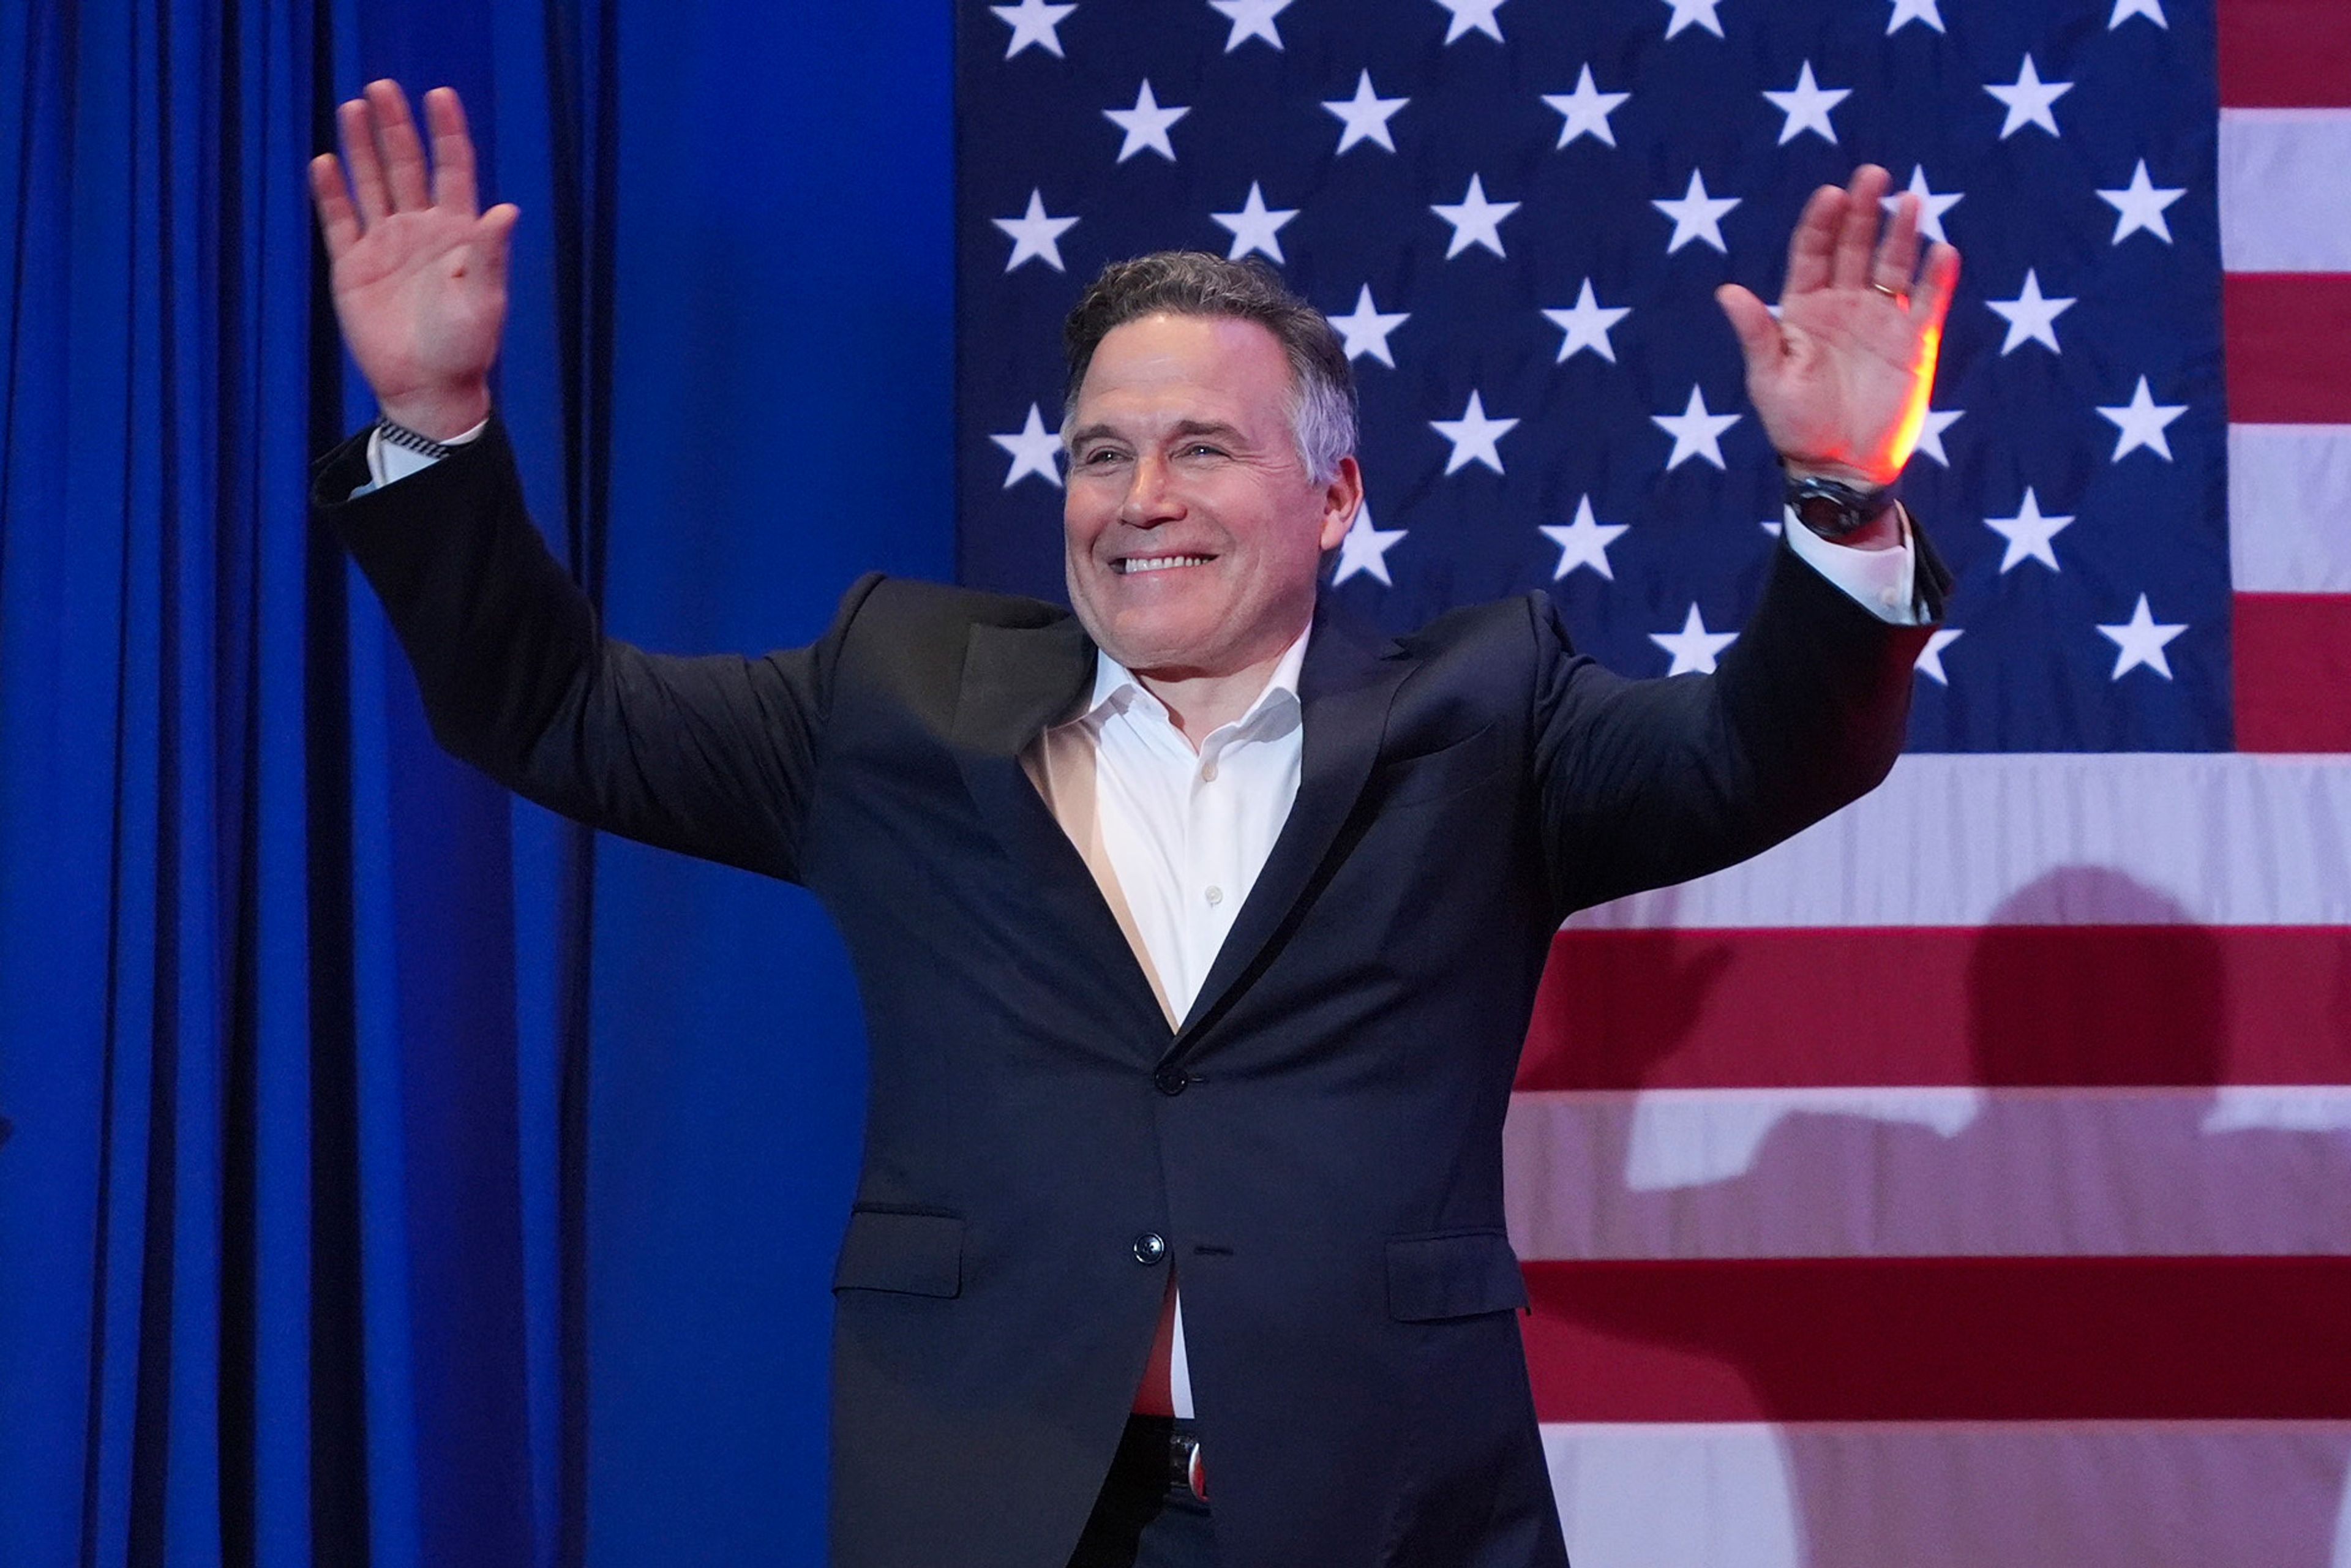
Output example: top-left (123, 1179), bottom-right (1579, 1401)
top-left (1065, 418), bottom-right (1251, 449)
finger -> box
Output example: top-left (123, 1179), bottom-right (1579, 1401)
top-left (1908, 241), bottom-right (1962, 334)
top-left (424, 87), bottom-right (479, 216)
top-left (1829, 164), bottom-right (1889, 290)
top-left (1715, 283), bottom-right (1782, 370)
top-left (1782, 184), bottom-right (1842, 297)
top-left (1875, 190), bottom-right (1922, 295)
top-left (337, 99), bottom-right (391, 225)
top-left (366, 79), bottom-right (432, 212)
top-left (309, 153), bottom-right (362, 258)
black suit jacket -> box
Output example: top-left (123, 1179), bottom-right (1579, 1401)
top-left (318, 418), bottom-right (1941, 1568)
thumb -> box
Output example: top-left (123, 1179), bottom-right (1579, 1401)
top-left (478, 203), bottom-right (520, 282)
top-left (1714, 283), bottom-right (1780, 372)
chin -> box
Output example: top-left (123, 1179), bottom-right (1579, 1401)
top-left (1097, 608), bottom-right (1228, 675)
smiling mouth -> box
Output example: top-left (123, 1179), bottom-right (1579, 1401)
top-left (1116, 554), bottom-right (1217, 575)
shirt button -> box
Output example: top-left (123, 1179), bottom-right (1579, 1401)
top-left (1200, 760), bottom-right (1219, 782)
top-left (1154, 1066), bottom-right (1190, 1097)
top-left (1132, 1232), bottom-right (1168, 1266)
top-left (1204, 886), bottom-right (1224, 907)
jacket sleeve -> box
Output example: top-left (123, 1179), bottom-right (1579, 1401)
top-left (1529, 531), bottom-right (1946, 919)
top-left (312, 415), bottom-right (879, 885)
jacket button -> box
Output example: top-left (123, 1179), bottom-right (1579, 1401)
top-left (1154, 1067), bottom-right (1190, 1097)
top-left (1132, 1231), bottom-right (1167, 1265)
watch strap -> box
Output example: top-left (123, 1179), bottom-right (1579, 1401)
top-left (376, 418), bottom-right (457, 462)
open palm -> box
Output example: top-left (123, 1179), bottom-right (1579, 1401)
top-left (1716, 165), bottom-right (1960, 487)
top-left (310, 82), bottom-right (517, 438)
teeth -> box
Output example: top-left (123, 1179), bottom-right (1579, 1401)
top-left (1122, 555), bottom-right (1212, 574)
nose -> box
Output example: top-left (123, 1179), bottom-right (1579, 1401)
top-left (1119, 452), bottom-right (1183, 528)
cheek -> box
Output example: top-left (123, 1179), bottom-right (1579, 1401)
top-left (1264, 511), bottom-right (1333, 568)
top-left (1063, 501), bottom-right (1106, 557)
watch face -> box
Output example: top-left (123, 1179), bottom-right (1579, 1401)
top-left (1788, 478), bottom-right (1888, 536)
top-left (1795, 492), bottom-right (1856, 534)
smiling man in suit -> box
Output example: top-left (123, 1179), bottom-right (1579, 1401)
top-left (312, 79), bottom-right (1955, 1568)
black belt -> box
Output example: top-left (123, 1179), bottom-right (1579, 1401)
top-left (1111, 1415), bottom-right (1209, 1502)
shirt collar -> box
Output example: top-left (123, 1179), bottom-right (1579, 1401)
top-left (1086, 620), bottom-right (1313, 734)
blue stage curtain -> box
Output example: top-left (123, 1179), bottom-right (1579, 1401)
top-left (0, 2), bottom-right (951, 1563)
top-left (583, 5), bottom-right (952, 1563)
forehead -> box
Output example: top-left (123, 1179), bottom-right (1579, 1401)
top-left (1073, 312), bottom-right (1294, 427)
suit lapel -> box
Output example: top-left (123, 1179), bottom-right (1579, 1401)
top-left (951, 617), bottom-right (1172, 1041)
top-left (1174, 598), bottom-right (1410, 1045)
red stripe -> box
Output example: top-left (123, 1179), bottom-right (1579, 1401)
top-left (2224, 276), bottom-right (2351, 422)
top-left (2219, 0), bottom-right (2351, 107)
top-left (1520, 1257), bottom-right (2351, 1421)
top-left (1515, 926), bottom-right (2351, 1090)
top-left (2235, 593), bottom-right (2351, 752)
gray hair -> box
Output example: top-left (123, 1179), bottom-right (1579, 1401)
top-left (1060, 252), bottom-right (1358, 485)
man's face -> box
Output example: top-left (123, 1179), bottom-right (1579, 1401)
top-left (1062, 313), bottom-right (1360, 678)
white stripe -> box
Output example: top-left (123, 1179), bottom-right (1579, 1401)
top-left (2231, 424), bottom-right (2351, 591)
top-left (2220, 108), bottom-right (2351, 272)
top-left (1543, 1422), bottom-right (1801, 1568)
top-left (1566, 753), bottom-right (2351, 929)
top-left (1504, 1087), bottom-right (2351, 1259)
top-left (1540, 1422), bottom-right (2351, 1568)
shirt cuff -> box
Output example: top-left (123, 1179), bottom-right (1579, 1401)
top-left (1779, 503), bottom-right (1923, 626)
top-left (361, 415), bottom-right (490, 493)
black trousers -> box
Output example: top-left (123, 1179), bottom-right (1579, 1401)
top-left (1065, 1417), bottom-right (1218, 1568)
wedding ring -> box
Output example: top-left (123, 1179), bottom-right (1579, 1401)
top-left (1870, 282), bottom-right (1905, 301)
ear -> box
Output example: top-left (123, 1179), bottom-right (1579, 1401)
top-left (1317, 455), bottom-right (1364, 552)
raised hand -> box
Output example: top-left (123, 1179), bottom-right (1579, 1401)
top-left (1715, 164), bottom-right (1960, 490)
top-left (309, 81), bottom-right (518, 440)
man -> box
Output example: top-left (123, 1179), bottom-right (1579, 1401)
top-left (311, 79), bottom-right (1955, 1568)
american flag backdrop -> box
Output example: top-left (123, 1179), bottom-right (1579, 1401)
top-left (951, 1), bottom-right (2351, 1561)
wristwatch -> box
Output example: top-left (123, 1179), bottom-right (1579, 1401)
top-left (1784, 471), bottom-right (1897, 540)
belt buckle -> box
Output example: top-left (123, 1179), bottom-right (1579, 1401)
top-left (1169, 1430), bottom-right (1209, 1502)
